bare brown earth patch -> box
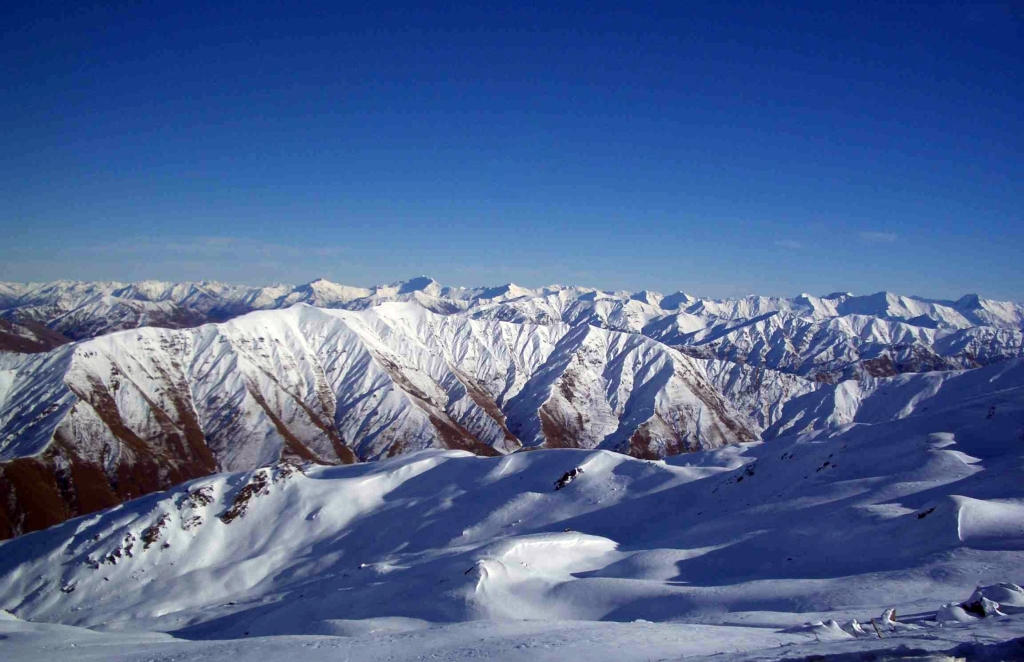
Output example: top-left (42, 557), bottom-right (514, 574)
top-left (51, 431), bottom-right (121, 514)
top-left (384, 437), bottom-right (410, 458)
top-left (370, 351), bottom-right (500, 456)
top-left (0, 456), bottom-right (69, 539)
top-left (150, 361), bottom-right (219, 473)
top-left (66, 376), bottom-right (163, 462)
top-left (141, 513), bottom-right (171, 549)
top-left (0, 435), bottom-right (129, 539)
top-left (0, 319), bottom-right (72, 353)
top-left (861, 356), bottom-right (899, 377)
top-left (70, 374), bottom-right (217, 496)
top-left (452, 368), bottom-right (521, 450)
top-left (0, 371), bottom-right (220, 540)
top-left (624, 417), bottom-right (699, 460)
top-left (626, 425), bottom-right (660, 460)
top-left (538, 403), bottom-right (585, 449)
top-left (220, 470), bottom-right (270, 524)
top-left (245, 383), bottom-right (327, 465)
top-left (677, 366), bottom-right (758, 445)
top-left (536, 367), bottom-right (589, 449)
top-left (428, 413), bottom-right (501, 456)
top-left (814, 372), bottom-right (839, 384)
top-left (287, 393), bottom-right (356, 464)
top-left (245, 361), bottom-right (356, 464)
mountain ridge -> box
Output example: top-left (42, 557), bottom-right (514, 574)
top-left (3, 277), bottom-right (1022, 381)
top-left (1, 277), bottom-right (1023, 541)
top-left (0, 302), bottom-right (758, 538)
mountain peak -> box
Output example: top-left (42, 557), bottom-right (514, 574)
top-left (396, 276), bottom-right (441, 295)
top-left (660, 291), bottom-right (697, 310)
top-left (476, 283), bottom-right (533, 300)
top-left (298, 277), bottom-right (342, 292)
top-left (630, 290), bottom-right (663, 306)
top-left (955, 293), bottom-right (982, 309)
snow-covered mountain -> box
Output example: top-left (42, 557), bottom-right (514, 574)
top-left (2, 282), bottom-right (1024, 659)
top-left (1, 362), bottom-right (1022, 658)
top-left (0, 303), bottom-right (757, 539)
top-left (761, 357), bottom-right (1024, 439)
top-left (2, 277), bottom-right (1023, 540)
top-left (3, 278), bottom-right (1022, 380)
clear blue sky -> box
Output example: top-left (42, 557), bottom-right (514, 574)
top-left (2, 1), bottom-right (1021, 300)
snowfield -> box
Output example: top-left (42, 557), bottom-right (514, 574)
top-left (2, 363), bottom-right (1023, 660)
top-left (3, 277), bottom-right (1024, 540)
top-left (2, 279), bottom-right (1024, 659)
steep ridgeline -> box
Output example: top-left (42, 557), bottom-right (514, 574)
top-left (0, 303), bottom-right (756, 539)
top-left (3, 279), bottom-right (1022, 380)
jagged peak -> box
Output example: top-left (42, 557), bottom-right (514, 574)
top-left (393, 276), bottom-right (441, 295)
top-left (955, 293), bottom-right (982, 309)
top-left (475, 283), bottom-right (533, 300)
top-left (629, 290), bottom-right (663, 306)
top-left (302, 277), bottom-right (340, 288)
top-left (660, 291), bottom-right (697, 310)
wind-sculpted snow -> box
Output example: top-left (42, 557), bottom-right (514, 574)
top-left (0, 373), bottom-right (1022, 656)
top-left (0, 303), bottom-right (755, 538)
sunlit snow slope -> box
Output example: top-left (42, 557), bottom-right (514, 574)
top-left (1, 361), bottom-right (1021, 642)
top-left (2, 276), bottom-right (1022, 542)
top-left (0, 303), bottom-right (754, 538)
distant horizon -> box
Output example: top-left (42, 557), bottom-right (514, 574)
top-left (1, 273), bottom-right (1020, 305)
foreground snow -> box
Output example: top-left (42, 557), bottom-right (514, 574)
top-left (2, 370), bottom-right (1023, 659)
top-left (2, 614), bottom-right (1024, 661)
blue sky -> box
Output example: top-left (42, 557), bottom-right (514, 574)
top-left (2, 1), bottom-right (1021, 300)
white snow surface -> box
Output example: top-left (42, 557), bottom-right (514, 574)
top-left (0, 302), bottom-right (757, 465)
top-left (5, 294), bottom-right (1024, 471)
top-left (3, 278), bottom-right (1024, 658)
top-left (4, 277), bottom-right (1023, 379)
top-left (2, 371), bottom-right (1024, 659)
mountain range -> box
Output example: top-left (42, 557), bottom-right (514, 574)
top-left (3, 277), bottom-right (1023, 378)
top-left (1, 277), bottom-right (1022, 540)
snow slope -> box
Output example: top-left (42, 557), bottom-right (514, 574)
top-left (764, 358), bottom-right (1024, 438)
top-left (0, 303), bottom-right (755, 538)
top-left (0, 365), bottom-right (1022, 659)
top-left (3, 615), bottom-right (1023, 662)
top-left (2, 277), bottom-right (1023, 547)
